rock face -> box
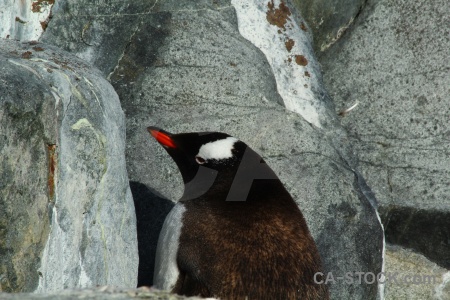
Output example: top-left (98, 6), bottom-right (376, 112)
top-left (41, 1), bottom-right (384, 299)
top-left (291, 0), bottom-right (366, 53)
top-left (0, 0), bottom-right (54, 41)
top-left (40, 0), bottom-right (162, 77)
top-left (320, 0), bottom-right (450, 274)
top-left (0, 39), bottom-right (138, 292)
top-left (0, 287), bottom-right (204, 300)
top-left (0, 43), bottom-right (53, 292)
top-left (384, 245), bottom-right (450, 300)
top-left (231, 0), bottom-right (334, 127)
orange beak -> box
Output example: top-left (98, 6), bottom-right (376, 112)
top-left (147, 127), bottom-right (177, 148)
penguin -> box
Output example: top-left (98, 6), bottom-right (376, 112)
top-left (148, 126), bottom-right (329, 300)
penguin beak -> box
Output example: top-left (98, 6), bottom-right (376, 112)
top-left (147, 126), bottom-right (177, 149)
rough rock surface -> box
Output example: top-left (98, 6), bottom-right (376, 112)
top-left (0, 0), bottom-right (54, 41)
top-left (41, 1), bottom-right (384, 299)
top-left (231, 0), bottom-right (334, 127)
top-left (320, 0), bottom-right (450, 274)
top-left (292, 0), bottom-right (366, 53)
top-left (0, 287), bottom-right (203, 300)
top-left (40, 0), bottom-right (162, 77)
top-left (384, 245), bottom-right (450, 300)
top-left (0, 42), bottom-right (53, 292)
top-left (0, 39), bottom-right (138, 292)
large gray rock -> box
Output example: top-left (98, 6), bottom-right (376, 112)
top-left (384, 245), bottom-right (450, 300)
top-left (320, 0), bottom-right (450, 273)
top-left (292, 0), bottom-right (366, 53)
top-left (0, 39), bottom-right (138, 292)
top-left (41, 0), bottom-right (384, 298)
top-left (0, 43), bottom-right (53, 292)
top-left (0, 0), bottom-right (54, 41)
top-left (0, 287), bottom-right (203, 300)
top-left (40, 0), bottom-right (162, 77)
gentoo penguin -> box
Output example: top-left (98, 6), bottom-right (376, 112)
top-left (148, 127), bottom-right (329, 300)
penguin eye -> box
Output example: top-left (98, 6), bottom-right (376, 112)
top-left (195, 156), bottom-right (206, 164)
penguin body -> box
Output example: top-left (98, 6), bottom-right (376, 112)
top-left (149, 127), bottom-right (329, 300)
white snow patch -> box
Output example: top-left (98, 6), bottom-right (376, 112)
top-left (231, 0), bottom-right (323, 127)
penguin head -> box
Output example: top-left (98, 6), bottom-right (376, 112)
top-left (147, 126), bottom-right (247, 184)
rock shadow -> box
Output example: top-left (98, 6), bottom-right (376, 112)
top-left (130, 181), bottom-right (174, 287)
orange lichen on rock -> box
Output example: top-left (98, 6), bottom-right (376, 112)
top-left (295, 55), bottom-right (308, 66)
top-left (300, 22), bottom-right (307, 31)
top-left (32, 2), bottom-right (41, 12)
top-left (285, 38), bottom-right (295, 52)
top-left (32, 0), bottom-right (55, 13)
top-left (21, 51), bottom-right (33, 59)
top-left (266, 0), bottom-right (292, 30)
top-left (47, 144), bottom-right (57, 200)
top-left (40, 20), bottom-right (49, 30)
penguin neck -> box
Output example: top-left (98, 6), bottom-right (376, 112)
top-left (181, 162), bottom-right (285, 203)
top-left (180, 167), bottom-right (237, 201)
top-left (205, 168), bottom-right (240, 197)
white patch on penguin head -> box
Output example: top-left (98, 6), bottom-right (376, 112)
top-left (196, 136), bottom-right (239, 162)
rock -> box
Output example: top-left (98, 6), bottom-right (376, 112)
top-left (0, 0), bottom-right (54, 41)
top-left (0, 39), bottom-right (138, 292)
top-left (380, 206), bottom-right (450, 269)
top-left (41, 0), bottom-right (384, 298)
top-left (384, 245), bottom-right (450, 300)
top-left (129, 182), bottom-right (174, 287)
top-left (291, 0), bottom-right (366, 53)
top-left (0, 42), bottom-right (53, 292)
top-left (231, 0), bottom-right (334, 127)
top-left (40, 0), bottom-right (163, 77)
top-left (320, 0), bottom-right (450, 273)
top-left (0, 286), bottom-right (204, 299)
